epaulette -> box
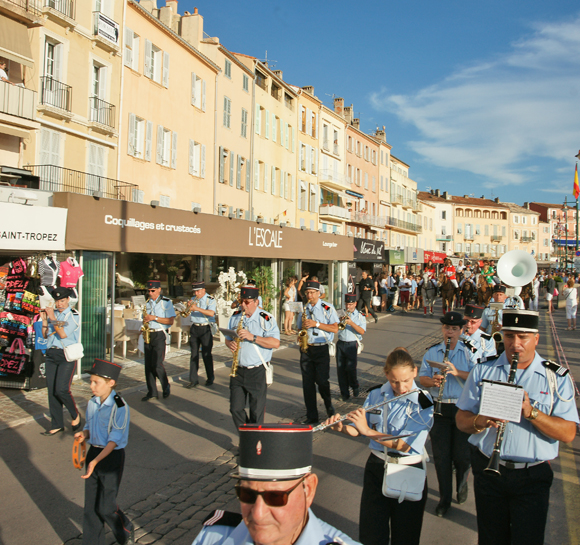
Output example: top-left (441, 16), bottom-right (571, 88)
top-left (202, 510), bottom-right (243, 527)
top-left (233, 309), bottom-right (242, 315)
top-left (162, 296), bottom-right (171, 301)
top-left (207, 295), bottom-right (214, 300)
top-left (426, 341), bottom-right (439, 351)
top-left (367, 384), bottom-right (382, 392)
top-left (462, 339), bottom-right (477, 353)
top-left (321, 302), bottom-right (331, 311)
top-left (480, 332), bottom-right (492, 340)
top-left (418, 390), bottom-right (434, 409)
top-left (259, 311), bottom-right (271, 321)
top-left (542, 360), bottom-right (569, 377)
top-left (71, 309), bottom-right (79, 315)
top-left (114, 394), bottom-right (125, 408)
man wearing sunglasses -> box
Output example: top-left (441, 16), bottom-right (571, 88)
top-left (461, 304), bottom-right (496, 365)
top-left (225, 286), bottom-right (280, 430)
top-left (192, 424), bottom-right (360, 545)
top-left (142, 280), bottom-right (175, 401)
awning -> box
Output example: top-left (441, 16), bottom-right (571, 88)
top-left (346, 190), bottom-right (364, 199)
top-left (321, 186), bottom-right (347, 198)
top-left (0, 18), bottom-right (34, 69)
top-left (0, 122), bottom-right (30, 138)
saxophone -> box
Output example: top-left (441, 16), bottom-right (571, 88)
top-left (230, 315), bottom-right (245, 377)
top-left (140, 299), bottom-right (151, 345)
top-left (433, 337), bottom-right (452, 416)
top-left (298, 308), bottom-right (309, 353)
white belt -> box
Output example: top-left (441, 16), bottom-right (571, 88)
top-left (240, 364), bottom-right (263, 369)
top-left (191, 323), bottom-right (210, 327)
top-left (479, 449), bottom-right (545, 470)
top-left (439, 399), bottom-right (458, 404)
top-left (371, 450), bottom-right (423, 465)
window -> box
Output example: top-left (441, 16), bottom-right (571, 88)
top-left (156, 125), bottom-right (175, 167)
top-left (456, 243), bottom-right (462, 252)
top-left (502, 226), bottom-right (506, 236)
top-left (223, 96), bottom-right (231, 128)
top-left (514, 230), bottom-right (519, 240)
top-left (457, 223), bottom-right (463, 234)
top-left (188, 140), bottom-right (205, 178)
top-left (323, 124), bottom-right (329, 150)
top-left (333, 130), bottom-right (339, 155)
top-left (127, 113), bottom-right (145, 159)
top-left (243, 74), bottom-right (249, 92)
top-left (532, 216), bottom-right (537, 225)
top-left (271, 82), bottom-right (281, 100)
top-left (284, 93), bottom-right (293, 110)
top-left (241, 108), bottom-right (248, 138)
top-left (364, 173), bottom-right (368, 190)
top-left (191, 73), bottom-right (206, 111)
top-left (475, 224), bottom-right (480, 235)
top-left (514, 215), bottom-right (519, 224)
top-left (123, 28), bottom-right (139, 71)
top-left (441, 226), bottom-right (447, 235)
top-left (224, 59), bottom-right (232, 78)
top-left (372, 176), bottom-right (376, 192)
top-left (309, 183), bottom-right (317, 212)
top-left (87, 142), bottom-right (107, 192)
top-left (159, 195), bottom-right (170, 208)
top-left (441, 211), bottom-right (446, 220)
top-left (145, 40), bottom-right (169, 87)
top-left (39, 127), bottom-right (62, 169)
top-left (543, 238), bottom-right (549, 247)
top-left (484, 224), bottom-right (489, 236)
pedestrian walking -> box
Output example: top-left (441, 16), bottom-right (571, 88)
top-left (563, 277), bottom-right (577, 330)
top-left (282, 276), bottom-right (297, 335)
top-left (357, 270), bottom-right (378, 323)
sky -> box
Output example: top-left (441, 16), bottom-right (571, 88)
top-left (180, 0), bottom-right (580, 206)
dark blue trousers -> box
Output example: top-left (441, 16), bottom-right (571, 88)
top-left (45, 347), bottom-right (78, 429)
top-left (299, 344), bottom-right (332, 421)
top-left (336, 340), bottom-right (359, 398)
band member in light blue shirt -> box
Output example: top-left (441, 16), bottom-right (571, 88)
top-left (462, 304), bottom-right (497, 364)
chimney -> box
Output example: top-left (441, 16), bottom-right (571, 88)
top-left (442, 191), bottom-right (449, 200)
top-left (464, 195), bottom-right (469, 198)
top-left (435, 189), bottom-right (440, 197)
top-left (159, 0), bottom-right (178, 28)
top-left (334, 97), bottom-right (344, 117)
top-left (140, 0), bottom-right (158, 12)
top-left (180, 6), bottom-right (204, 46)
top-left (302, 85), bottom-right (314, 95)
top-left (524, 202), bottom-right (530, 209)
top-left (352, 118), bottom-right (360, 130)
top-left (273, 70), bottom-right (283, 80)
top-left (344, 105), bottom-right (353, 124)
top-left (375, 126), bottom-right (386, 143)
top-left (494, 197), bottom-right (500, 203)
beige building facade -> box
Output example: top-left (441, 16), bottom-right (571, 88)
top-left (388, 155), bottom-right (420, 250)
top-left (503, 202), bottom-right (540, 258)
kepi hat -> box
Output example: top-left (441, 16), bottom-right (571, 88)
top-left (501, 310), bottom-right (539, 333)
top-left (146, 280), bottom-right (161, 289)
top-left (51, 287), bottom-right (72, 301)
top-left (345, 293), bottom-right (357, 303)
top-left (88, 358), bottom-right (122, 381)
top-left (192, 281), bottom-right (205, 291)
top-left (240, 286), bottom-right (259, 300)
top-left (440, 311), bottom-right (466, 327)
top-left (305, 280), bottom-right (321, 291)
top-left (464, 304), bottom-right (484, 320)
top-left (493, 284), bottom-right (507, 293)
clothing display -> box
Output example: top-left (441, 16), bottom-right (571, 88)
top-left (58, 257), bottom-right (84, 288)
top-left (39, 257), bottom-right (60, 287)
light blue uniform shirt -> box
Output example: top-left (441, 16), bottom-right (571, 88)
top-left (411, 279), bottom-right (417, 295)
top-left (481, 299), bottom-right (503, 334)
top-left (190, 293), bottom-right (217, 325)
top-left (298, 299), bottom-right (339, 344)
top-left (226, 308), bottom-right (280, 367)
top-left (420, 341), bottom-right (474, 403)
top-left (457, 352), bottom-right (579, 463)
top-left (191, 508), bottom-right (361, 545)
top-left (363, 381), bottom-right (433, 455)
top-left (147, 295), bottom-right (176, 331)
top-left (337, 309), bottom-right (366, 343)
top-left (83, 389), bottom-right (130, 450)
top-left (462, 329), bottom-right (497, 364)
top-left (46, 307), bottom-right (80, 349)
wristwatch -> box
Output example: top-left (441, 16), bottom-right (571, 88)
top-left (315, 321), bottom-right (320, 329)
top-left (526, 407), bottom-right (539, 421)
top-left (253, 335), bottom-right (257, 343)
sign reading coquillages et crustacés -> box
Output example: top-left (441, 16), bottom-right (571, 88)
top-left (0, 202), bottom-right (67, 251)
top-left (54, 193), bottom-right (353, 261)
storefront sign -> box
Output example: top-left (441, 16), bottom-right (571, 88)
top-left (404, 247), bottom-right (424, 264)
top-left (0, 202), bottom-right (67, 251)
top-left (54, 194), bottom-right (353, 261)
top-left (424, 250), bottom-right (446, 264)
top-left (386, 249), bottom-right (405, 265)
top-left (353, 237), bottom-right (384, 262)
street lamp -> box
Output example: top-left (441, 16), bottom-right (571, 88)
top-left (563, 198), bottom-right (569, 270)
top-left (575, 150), bottom-right (580, 253)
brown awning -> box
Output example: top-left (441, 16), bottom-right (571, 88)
top-left (0, 18), bottom-right (34, 69)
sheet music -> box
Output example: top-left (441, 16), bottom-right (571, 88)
top-left (480, 380), bottom-right (524, 422)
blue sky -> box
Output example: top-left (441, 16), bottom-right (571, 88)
top-left (183, 0), bottom-right (580, 205)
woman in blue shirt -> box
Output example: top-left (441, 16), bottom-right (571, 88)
top-left (325, 347), bottom-right (433, 545)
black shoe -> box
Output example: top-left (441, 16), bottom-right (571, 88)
top-left (436, 502), bottom-right (450, 517)
top-left (71, 417), bottom-right (83, 432)
top-left (326, 405), bottom-right (336, 418)
top-left (353, 388), bottom-right (360, 397)
top-left (41, 428), bottom-right (64, 436)
top-left (184, 381), bottom-right (199, 389)
top-left (163, 386), bottom-right (171, 399)
top-left (303, 417), bottom-right (319, 425)
top-left (374, 317), bottom-right (378, 323)
top-left (141, 394), bottom-right (157, 402)
top-left (341, 394), bottom-right (350, 402)
top-left (457, 483), bottom-right (468, 504)
top-left (205, 379), bottom-right (214, 386)
top-left (126, 528), bottom-right (135, 545)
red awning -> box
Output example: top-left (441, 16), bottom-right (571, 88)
top-left (424, 251), bottom-right (446, 264)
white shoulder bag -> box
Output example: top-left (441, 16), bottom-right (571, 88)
top-left (251, 343), bottom-right (273, 386)
top-left (59, 311), bottom-right (84, 362)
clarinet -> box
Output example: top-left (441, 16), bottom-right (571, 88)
top-left (433, 337), bottom-right (452, 416)
top-left (485, 352), bottom-right (519, 474)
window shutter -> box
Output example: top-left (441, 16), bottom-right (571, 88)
top-left (255, 104), bottom-right (261, 135)
top-left (145, 121), bottom-right (153, 161)
top-left (246, 161), bottom-right (250, 192)
top-left (284, 172), bottom-right (289, 200)
top-left (219, 146), bottom-right (225, 183)
top-left (98, 66), bottom-right (107, 100)
top-left (292, 125), bottom-right (295, 152)
top-left (162, 51), bottom-right (170, 87)
top-left (314, 150), bottom-right (318, 174)
top-left (128, 113), bottom-right (135, 155)
top-left (306, 109), bottom-right (312, 135)
top-left (229, 152), bottom-right (234, 186)
top-left (271, 166), bottom-right (276, 195)
top-left (280, 170), bottom-right (284, 197)
top-left (264, 163), bottom-right (268, 192)
top-left (237, 155), bottom-right (242, 189)
top-left (171, 132), bottom-right (177, 169)
top-left (201, 80), bottom-right (206, 111)
top-left (124, 28), bottom-right (133, 67)
top-left (265, 109), bottom-right (270, 139)
top-left (272, 114), bottom-right (276, 142)
top-left (191, 72), bottom-right (196, 105)
top-left (285, 122), bottom-right (289, 149)
top-left (188, 139), bottom-right (194, 175)
top-left (314, 113), bottom-right (318, 138)
top-left (254, 159), bottom-right (259, 190)
top-left (223, 97), bottom-right (228, 127)
top-left (290, 174), bottom-right (294, 202)
top-left (299, 144), bottom-right (304, 171)
top-left (39, 128), bottom-right (51, 165)
top-left (132, 36), bottom-right (139, 70)
top-left (156, 125), bottom-right (163, 164)
top-left (54, 43), bottom-right (62, 82)
top-left (201, 144), bottom-right (206, 178)
top-left (144, 39), bottom-right (153, 78)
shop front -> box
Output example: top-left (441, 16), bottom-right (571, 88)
top-left (55, 193), bottom-right (353, 369)
top-left (347, 238), bottom-right (385, 297)
top-left (0, 201), bottom-right (69, 389)
top-left (404, 247), bottom-right (425, 274)
top-left (385, 249), bottom-right (405, 275)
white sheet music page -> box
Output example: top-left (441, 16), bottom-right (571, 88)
top-left (480, 380), bottom-right (524, 422)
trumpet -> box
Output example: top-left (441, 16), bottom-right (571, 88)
top-left (175, 296), bottom-right (199, 318)
top-left (485, 352), bottom-right (519, 474)
top-left (433, 337), bottom-right (452, 416)
top-left (338, 311), bottom-right (352, 330)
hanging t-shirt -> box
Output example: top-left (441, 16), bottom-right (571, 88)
top-left (39, 258), bottom-right (60, 287)
top-left (59, 258), bottom-right (84, 288)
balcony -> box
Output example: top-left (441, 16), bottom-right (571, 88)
top-left (351, 211), bottom-right (387, 228)
top-left (333, 143), bottom-right (339, 155)
top-left (390, 194), bottom-right (403, 205)
top-left (414, 201), bottom-right (423, 212)
top-left (42, 0), bottom-right (75, 27)
top-left (319, 204), bottom-right (350, 222)
top-left (491, 234), bottom-right (502, 242)
top-left (0, 80), bottom-right (36, 121)
top-left (88, 96), bottom-right (116, 135)
top-left (0, 0), bottom-right (42, 24)
top-left (319, 169), bottom-right (349, 192)
top-left (322, 139), bottom-right (330, 151)
top-left (402, 198), bottom-right (415, 210)
top-left (24, 165), bottom-right (139, 201)
top-left (387, 216), bottom-right (422, 233)
top-left (520, 236), bottom-right (534, 243)
top-left (436, 234), bottom-right (453, 241)
top-left (38, 76), bottom-right (72, 119)
top-left (464, 233), bottom-right (474, 240)
top-left (92, 11), bottom-right (120, 52)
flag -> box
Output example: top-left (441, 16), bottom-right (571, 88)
top-left (574, 164), bottom-right (580, 200)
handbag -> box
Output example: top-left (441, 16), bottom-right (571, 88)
top-left (382, 461), bottom-right (426, 503)
top-left (251, 343), bottom-right (274, 386)
top-left (553, 288), bottom-right (559, 296)
top-left (372, 295), bottom-right (381, 307)
top-left (62, 342), bottom-right (84, 362)
top-left (355, 337), bottom-right (364, 355)
top-left (0, 337), bottom-right (29, 375)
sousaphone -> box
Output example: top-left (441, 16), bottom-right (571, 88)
top-left (496, 250), bottom-right (538, 309)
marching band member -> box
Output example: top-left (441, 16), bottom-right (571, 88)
top-left (419, 311), bottom-right (474, 517)
top-left (462, 304), bottom-right (497, 364)
top-left (325, 347), bottom-right (434, 545)
top-left (336, 294), bottom-right (366, 401)
top-left (225, 286), bottom-right (279, 430)
top-left (456, 310), bottom-right (579, 545)
top-left (480, 285), bottom-right (508, 335)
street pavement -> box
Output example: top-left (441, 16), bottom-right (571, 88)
top-left (0, 301), bottom-right (579, 545)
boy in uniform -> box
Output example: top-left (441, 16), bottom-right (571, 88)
top-left (75, 359), bottom-right (134, 545)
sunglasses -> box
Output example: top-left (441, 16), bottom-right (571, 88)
top-left (235, 476), bottom-right (305, 507)
top-left (147, 289), bottom-right (159, 292)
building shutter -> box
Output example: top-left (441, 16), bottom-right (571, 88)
top-left (145, 121), bottom-right (153, 161)
top-left (144, 39), bottom-right (153, 78)
top-left (171, 132), bottom-right (177, 169)
top-left (188, 139), bottom-right (194, 175)
top-left (124, 28), bottom-right (133, 67)
top-left (191, 72), bottom-right (196, 105)
top-left (201, 80), bottom-right (206, 111)
top-left (127, 113), bottom-right (135, 155)
top-left (200, 144), bottom-right (206, 178)
top-left (162, 51), bottom-right (170, 88)
top-left (156, 125), bottom-right (163, 164)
